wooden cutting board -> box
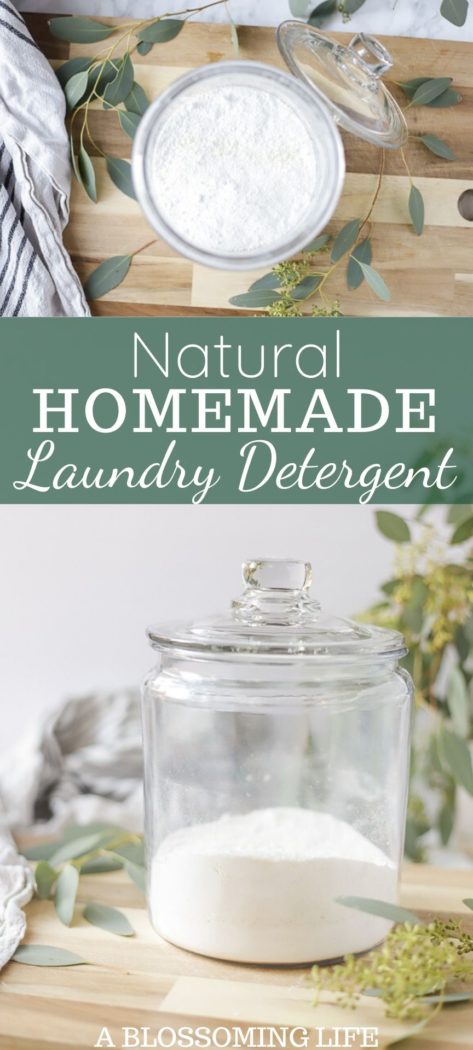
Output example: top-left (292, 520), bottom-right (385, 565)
top-left (27, 14), bottom-right (473, 317)
top-left (1, 863), bottom-right (472, 1050)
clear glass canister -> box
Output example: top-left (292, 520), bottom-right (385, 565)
top-left (142, 558), bottom-right (413, 965)
top-left (132, 25), bottom-right (407, 271)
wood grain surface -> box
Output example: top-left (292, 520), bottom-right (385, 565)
top-left (26, 15), bottom-right (473, 316)
top-left (0, 863), bottom-right (472, 1050)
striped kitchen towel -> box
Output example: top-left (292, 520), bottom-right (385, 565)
top-left (0, 2), bottom-right (89, 316)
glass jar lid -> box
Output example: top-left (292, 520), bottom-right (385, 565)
top-left (148, 558), bottom-right (406, 659)
top-left (277, 22), bottom-right (408, 149)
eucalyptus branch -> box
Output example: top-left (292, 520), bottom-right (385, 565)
top-left (83, 236), bottom-right (158, 300)
top-left (51, 2), bottom-right (231, 212)
top-left (164, 0), bottom-right (230, 15)
top-left (313, 899), bottom-right (473, 1025)
top-left (232, 51), bottom-right (463, 315)
top-left (401, 147), bottom-right (414, 186)
top-left (359, 149), bottom-right (386, 234)
top-left (301, 0), bottom-right (469, 30)
top-left (231, 150), bottom-right (390, 315)
top-left (363, 506), bottom-right (473, 858)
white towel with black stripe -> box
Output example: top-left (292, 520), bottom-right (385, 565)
top-left (0, 2), bottom-right (89, 316)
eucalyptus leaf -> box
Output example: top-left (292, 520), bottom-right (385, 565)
top-left (447, 504), bottom-right (473, 525)
top-left (447, 667), bottom-right (470, 737)
top-left (289, 0), bottom-right (309, 15)
top-left (343, 0), bottom-right (368, 11)
top-left (342, 0), bottom-right (367, 11)
top-left (64, 71), bottom-right (89, 110)
top-left (455, 620), bottom-right (473, 663)
top-left (78, 146), bottom-right (97, 203)
top-left (103, 54), bottom-right (134, 107)
top-left (136, 18), bottom-right (183, 44)
top-left (404, 577), bottom-right (429, 633)
top-left (387, 1018), bottom-right (431, 1047)
top-left (61, 822), bottom-right (126, 843)
top-left (419, 134), bottom-right (455, 160)
top-left (438, 800), bottom-right (455, 845)
top-left (111, 842), bottom-right (145, 866)
top-left (305, 234), bottom-right (330, 252)
top-left (291, 275), bottom-right (321, 300)
top-left (56, 56), bottom-right (92, 90)
top-left (34, 861), bottom-right (57, 900)
top-left (21, 841), bottom-right (58, 862)
top-left (84, 254), bottom-right (132, 301)
top-left (337, 897), bottom-right (419, 925)
top-left (376, 511), bottom-right (411, 544)
top-left (249, 273), bottom-right (283, 291)
top-left (118, 110), bottom-right (142, 140)
top-left (429, 732), bottom-right (448, 778)
top-left (353, 260), bottom-right (391, 301)
top-left (229, 290), bottom-right (281, 309)
top-left (48, 17), bottom-right (117, 43)
top-left (347, 238), bottom-right (372, 289)
top-left (80, 855), bottom-right (124, 874)
top-left (381, 579), bottom-right (399, 596)
top-left (90, 60), bottom-right (120, 98)
top-left (452, 515), bottom-right (473, 544)
top-left (409, 77), bottom-right (453, 106)
top-left (106, 157), bottom-right (136, 199)
top-left (83, 901), bottom-right (134, 936)
top-left (71, 141), bottom-right (82, 189)
top-left (439, 727), bottom-right (473, 794)
top-left (428, 87), bottom-right (462, 107)
top-left (410, 184), bottom-right (425, 235)
top-left (54, 864), bottom-right (79, 927)
top-left (125, 859), bottom-right (146, 893)
top-left (440, 0), bottom-right (469, 26)
top-left (401, 76), bottom-right (461, 108)
top-left (13, 945), bottom-right (86, 966)
top-left (404, 818), bottom-right (427, 862)
top-left (398, 77), bottom-right (431, 97)
top-left (49, 831), bottom-right (111, 867)
top-left (331, 219), bottom-right (361, 262)
top-left (409, 185), bottom-right (425, 236)
top-left (463, 898), bottom-right (473, 909)
top-left (309, 0), bottom-right (337, 26)
top-left (421, 992), bottom-right (473, 1004)
top-left (137, 40), bottom-right (154, 56)
top-left (125, 82), bottom-right (150, 117)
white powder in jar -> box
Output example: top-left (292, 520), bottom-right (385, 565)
top-left (150, 807), bottom-right (397, 964)
top-left (150, 84), bottom-right (317, 255)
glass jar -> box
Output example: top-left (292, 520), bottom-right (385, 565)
top-left (142, 558), bottom-right (413, 966)
top-left (132, 25), bottom-right (407, 271)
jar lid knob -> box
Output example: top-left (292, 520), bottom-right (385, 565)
top-left (243, 558), bottom-right (312, 592)
top-left (348, 33), bottom-right (393, 79)
top-left (234, 558), bottom-right (319, 626)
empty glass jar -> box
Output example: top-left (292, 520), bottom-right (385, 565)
top-left (142, 558), bottom-right (412, 965)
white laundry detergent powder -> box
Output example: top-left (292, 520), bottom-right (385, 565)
top-left (150, 807), bottom-right (398, 964)
top-left (150, 85), bottom-right (317, 255)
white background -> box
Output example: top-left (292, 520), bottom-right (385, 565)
top-left (0, 504), bottom-right (414, 754)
